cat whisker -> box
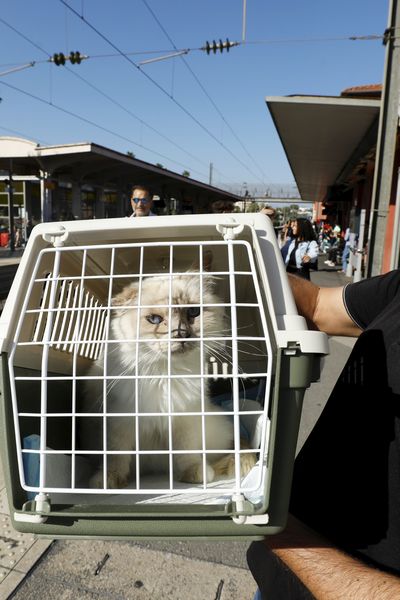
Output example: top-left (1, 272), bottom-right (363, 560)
top-left (207, 339), bottom-right (268, 359)
top-left (205, 323), bottom-right (255, 335)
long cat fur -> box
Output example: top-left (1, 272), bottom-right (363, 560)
top-left (82, 273), bottom-right (255, 488)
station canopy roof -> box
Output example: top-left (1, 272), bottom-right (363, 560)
top-left (265, 95), bottom-right (381, 203)
top-left (0, 137), bottom-right (240, 203)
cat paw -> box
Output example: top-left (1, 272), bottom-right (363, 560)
top-left (89, 469), bottom-right (130, 489)
top-left (89, 470), bottom-right (105, 489)
top-left (239, 452), bottom-right (257, 477)
top-left (212, 452), bottom-right (257, 479)
top-left (179, 462), bottom-right (215, 484)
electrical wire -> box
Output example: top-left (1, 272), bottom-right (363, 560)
top-left (59, 0), bottom-right (267, 185)
top-left (0, 124), bottom-right (49, 145)
top-left (141, 0), bottom-right (269, 184)
top-left (0, 16), bottom-right (216, 180)
top-left (0, 17), bottom-right (51, 57)
top-left (1, 7), bottom-right (384, 184)
top-left (244, 34), bottom-right (383, 45)
top-left (64, 68), bottom-right (211, 171)
top-left (0, 32), bottom-right (384, 69)
top-left (0, 79), bottom-right (209, 177)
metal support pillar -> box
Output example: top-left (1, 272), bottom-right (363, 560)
top-left (367, 0), bottom-right (400, 276)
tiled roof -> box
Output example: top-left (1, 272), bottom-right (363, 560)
top-left (341, 84), bottom-right (382, 98)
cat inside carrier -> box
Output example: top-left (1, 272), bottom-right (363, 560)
top-left (0, 214), bottom-right (328, 538)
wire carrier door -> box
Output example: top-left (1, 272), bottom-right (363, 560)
top-left (8, 239), bottom-right (273, 512)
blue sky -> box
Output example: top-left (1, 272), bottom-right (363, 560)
top-left (0, 0), bottom-right (387, 194)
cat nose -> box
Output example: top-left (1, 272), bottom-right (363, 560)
top-left (171, 328), bottom-right (190, 339)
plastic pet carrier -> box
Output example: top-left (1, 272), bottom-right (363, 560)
top-left (0, 213), bottom-right (328, 539)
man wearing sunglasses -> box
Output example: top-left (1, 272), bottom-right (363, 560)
top-left (130, 185), bottom-right (155, 217)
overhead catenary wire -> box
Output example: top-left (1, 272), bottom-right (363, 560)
top-left (244, 34), bottom-right (385, 45)
top-left (0, 16), bottom-right (51, 58)
top-left (141, 0), bottom-right (269, 185)
top-left (59, 0), bottom-right (267, 185)
top-left (0, 79), bottom-right (210, 178)
top-left (0, 17), bottom-right (220, 181)
top-left (0, 31), bottom-right (385, 70)
top-left (0, 124), bottom-right (49, 145)
top-left (0, 7), bottom-right (385, 185)
top-left (65, 68), bottom-right (212, 172)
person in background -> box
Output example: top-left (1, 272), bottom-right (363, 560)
top-left (130, 185), bottom-right (155, 217)
top-left (210, 199), bottom-right (236, 213)
top-left (260, 205), bottom-right (275, 218)
top-left (279, 220), bottom-right (295, 261)
top-left (260, 205), bottom-right (282, 238)
top-left (341, 226), bottom-right (352, 273)
top-left (283, 218), bottom-right (318, 280)
top-left (248, 268), bottom-right (400, 599)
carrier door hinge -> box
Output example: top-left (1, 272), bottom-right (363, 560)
top-left (230, 493), bottom-right (269, 525)
top-left (216, 220), bottom-right (244, 240)
top-left (42, 225), bottom-right (69, 247)
top-left (14, 493), bottom-right (50, 524)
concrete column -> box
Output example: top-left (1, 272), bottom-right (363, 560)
top-left (117, 190), bottom-right (126, 217)
top-left (71, 183), bottom-right (81, 220)
top-left (39, 171), bottom-right (52, 222)
top-left (95, 188), bottom-right (106, 219)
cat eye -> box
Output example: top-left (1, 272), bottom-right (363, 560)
top-left (146, 314), bottom-right (164, 325)
top-left (186, 307), bottom-right (200, 319)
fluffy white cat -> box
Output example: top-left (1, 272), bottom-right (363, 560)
top-left (82, 273), bottom-right (255, 488)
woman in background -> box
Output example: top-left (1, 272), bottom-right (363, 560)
top-left (279, 219), bottom-right (295, 261)
top-left (283, 218), bottom-right (318, 280)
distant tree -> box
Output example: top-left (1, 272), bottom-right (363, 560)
top-left (182, 170), bottom-right (190, 177)
top-left (246, 201), bottom-right (259, 213)
top-left (155, 163), bottom-right (164, 169)
top-left (126, 151), bottom-right (135, 158)
top-left (274, 208), bottom-right (285, 226)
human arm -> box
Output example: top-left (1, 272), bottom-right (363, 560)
top-left (264, 516), bottom-right (400, 600)
top-left (301, 240), bottom-right (319, 264)
top-left (288, 273), bottom-right (362, 337)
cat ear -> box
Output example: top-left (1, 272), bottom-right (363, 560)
top-left (111, 282), bottom-right (138, 308)
top-left (191, 249), bottom-right (213, 272)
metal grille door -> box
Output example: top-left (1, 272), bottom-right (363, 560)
top-left (8, 240), bottom-right (272, 507)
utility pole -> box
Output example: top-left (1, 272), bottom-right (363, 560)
top-left (242, 0), bottom-right (247, 43)
top-left (367, 0), bottom-right (400, 276)
top-left (209, 162), bottom-right (213, 186)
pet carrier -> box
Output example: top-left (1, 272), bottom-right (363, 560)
top-left (0, 213), bottom-right (328, 539)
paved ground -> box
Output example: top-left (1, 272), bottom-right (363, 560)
top-left (0, 252), bottom-right (354, 599)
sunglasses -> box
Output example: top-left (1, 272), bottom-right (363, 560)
top-left (132, 197), bottom-right (151, 205)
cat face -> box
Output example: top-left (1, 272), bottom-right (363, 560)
top-left (111, 275), bottom-right (224, 357)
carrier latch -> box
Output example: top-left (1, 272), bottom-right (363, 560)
top-left (283, 341), bottom-right (300, 356)
top-left (14, 493), bottom-right (50, 524)
top-left (230, 493), bottom-right (269, 525)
